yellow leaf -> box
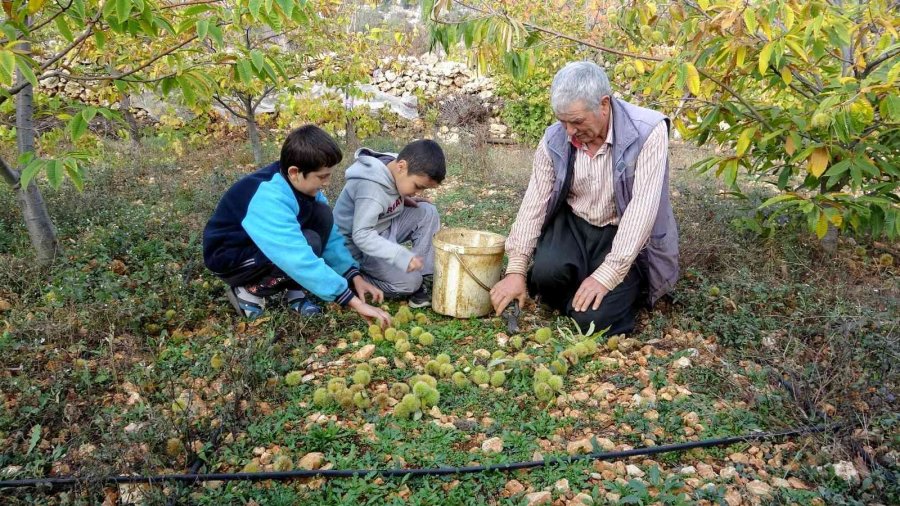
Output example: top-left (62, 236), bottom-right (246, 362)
top-left (759, 43), bottom-right (774, 75)
top-left (634, 60), bottom-right (645, 74)
top-left (28, 0), bottom-right (45, 15)
top-left (697, 0), bottom-right (709, 11)
top-left (815, 212), bottom-right (829, 239)
top-left (781, 67), bottom-right (792, 85)
top-left (785, 135), bottom-right (796, 156)
top-left (807, 147), bottom-right (829, 177)
top-left (783, 5), bottom-right (795, 31)
top-left (685, 62), bottom-right (700, 95)
top-left (743, 8), bottom-right (757, 34)
top-left (830, 213), bottom-right (843, 227)
top-left (736, 46), bottom-right (746, 67)
top-left (785, 38), bottom-right (808, 63)
top-left (736, 128), bottom-right (753, 156)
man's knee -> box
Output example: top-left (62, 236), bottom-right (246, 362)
top-left (530, 255), bottom-right (567, 291)
top-left (413, 202), bottom-right (440, 232)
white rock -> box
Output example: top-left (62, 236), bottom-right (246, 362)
top-left (482, 437), bottom-right (503, 454)
top-left (525, 491), bottom-right (552, 506)
top-left (673, 357), bottom-right (692, 368)
top-left (626, 464), bottom-right (645, 477)
top-left (831, 460), bottom-right (860, 485)
top-left (746, 480), bottom-right (772, 496)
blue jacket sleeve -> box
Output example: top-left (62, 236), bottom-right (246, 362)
top-left (316, 191), bottom-right (361, 281)
top-left (241, 177), bottom-right (354, 305)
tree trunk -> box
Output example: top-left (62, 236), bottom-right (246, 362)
top-left (10, 33), bottom-right (60, 264)
top-left (121, 94), bottom-right (141, 146)
top-left (243, 95), bottom-right (263, 165)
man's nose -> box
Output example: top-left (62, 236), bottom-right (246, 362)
top-left (565, 123), bottom-right (577, 136)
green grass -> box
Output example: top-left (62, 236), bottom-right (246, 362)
top-left (0, 137), bottom-right (896, 504)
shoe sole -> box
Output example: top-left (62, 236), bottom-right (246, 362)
top-left (225, 288), bottom-right (245, 316)
top-left (226, 288), bottom-right (263, 318)
top-left (408, 299), bottom-right (431, 309)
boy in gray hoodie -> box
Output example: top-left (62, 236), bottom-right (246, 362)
top-left (333, 140), bottom-right (446, 307)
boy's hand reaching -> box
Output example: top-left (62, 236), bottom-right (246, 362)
top-left (352, 276), bottom-right (384, 304)
top-left (348, 297), bottom-right (391, 328)
top-left (402, 196), bottom-right (432, 208)
top-left (407, 256), bottom-right (424, 272)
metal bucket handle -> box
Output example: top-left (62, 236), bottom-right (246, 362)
top-left (451, 250), bottom-right (492, 292)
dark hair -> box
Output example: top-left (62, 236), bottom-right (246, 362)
top-left (280, 125), bottom-right (343, 176)
top-left (397, 139), bottom-right (446, 183)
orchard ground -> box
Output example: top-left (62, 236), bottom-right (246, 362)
top-left (0, 133), bottom-right (897, 505)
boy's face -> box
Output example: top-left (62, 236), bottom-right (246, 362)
top-left (287, 166), bottom-right (332, 197)
top-left (395, 161), bottom-right (440, 197)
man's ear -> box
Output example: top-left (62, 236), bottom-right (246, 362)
top-left (395, 159), bottom-right (408, 174)
top-left (287, 165), bottom-right (302, 181)
top-left (600, 95), bottom-right (611, 113)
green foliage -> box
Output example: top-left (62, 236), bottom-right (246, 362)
top-left (425, 0), bottom-right (900, 240)
top-left (495, 65), bottom-right (555, 143)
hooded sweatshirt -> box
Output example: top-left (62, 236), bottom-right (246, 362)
top-left (333, 148), bottom-right (415, 271)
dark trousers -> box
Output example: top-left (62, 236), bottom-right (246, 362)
top-left (528, 206), bottom-right (642, 335)
top-left (219, 201), bottom-right (333, 297)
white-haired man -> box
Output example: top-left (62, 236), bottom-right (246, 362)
top-left (490, 61), bottom-right (679, 335)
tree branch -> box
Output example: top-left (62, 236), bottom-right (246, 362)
top-left (251, 85), bottom-right (275, 111)
top-left (0, 13), bottom-right (101, 103)
top-left (213, 94), bottom-right (248, 120)
top-left (864, 46), bottom-right (900, 77)
top-left (443, 0), bottom-right (773, 130)
top-left (29, 0), bottom-right (75, 33)
top-left (160, 0), bottom-right (225, 9)
top-left (0, 154), bottom-right (20, 188)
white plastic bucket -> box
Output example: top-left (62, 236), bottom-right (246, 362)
top-left (432, 228), bottom-right (506, 318)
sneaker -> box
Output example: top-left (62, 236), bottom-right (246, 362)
top-left (408, 275), bottom-right (433, 308)
top-left (226, 286), bottom-right (265, 319)
top-left (285, 289), bottom-right (322, 316)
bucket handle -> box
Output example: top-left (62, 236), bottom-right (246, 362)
top-left (451, 250), bottom-right (493, 292)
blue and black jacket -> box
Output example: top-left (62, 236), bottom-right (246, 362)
top-left (203, 162), bottom-right (359, 305)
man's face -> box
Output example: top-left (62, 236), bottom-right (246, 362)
top-left (555, 97), bottom-right (610, 146)
top-left (288, 166), bottom-right (332, 197)
top-left (395, 162), bottom-right (439, 197)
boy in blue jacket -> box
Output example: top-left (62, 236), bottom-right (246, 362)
top-left (203, 125), bottom-right (390, 326)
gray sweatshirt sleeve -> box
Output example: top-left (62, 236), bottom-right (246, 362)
top-left (352, 197), bottom-right (415, 271)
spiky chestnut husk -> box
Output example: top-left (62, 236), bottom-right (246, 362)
top-left (410, 326), bottom-right (424, 338)
top-left (165, 438), bottom-right (183, 457)
top-left (509, 335), bottom-right (524, 350)
top-left (491, 350), bottom-right (506, 360)
top-left (490, 370), bottom-right (506, 387)
top-left (335, 389), bottom-right (354, 408)
top-left (373, 393), bottom-right (392, 408)
top-left (353, 391), bottom-right (371, 409)
top-left (417, 332), bottom-right (434, 346)
top-left (435, 353), bottom-right (451, 365)
top-left (424, 360), bottom-right (441, 376)
top-left (549, 359), bottom-right (569, 375)
top-left (438, 363), bottom-right (455, 378)
top-left (533, 381), bottom-right (554, 401)
top-left (547, 375), bottom-right (564, 391)
top-left (451, 371), bottom-right (470, 387)
top-left (533, 327), bottom-right (552, 344)
top-left (243, 462), bottom-right (261, 473)
top-left (471, 369), bottom-right (490, 386)
top-left (400, 393), bottom-right (421, 411)
top-left (312, 388), bottom-right (331, 406)
top-left (384, 327), bottom-right (398, 342)
top-left (356, 363), bottom-right (372, 374)
top-left (389, 382), bottom-right (410, 398)
top-left (352, 369), bottom-right (371, 386)
top-left (573, 341), bottom-right (590, 357)
top-left (396, 330), bottom-right (409, 341)
top-left (327, 378), bottom-right (347, 394)
top-left (421, 387), bottom-right (439, 407)
top-left (394, 339), bottom-right (410, 353)
top-left (534, 367), bottom-right (552, 383)
top-left (273, 455), bottom-right (293, 471)
top-left (284, 371), bottom-right (303, 386)
top-left (348, 330), bottom-right (363, 340)
top-left (560, 348), bottom-right (579, 365)
top-left (368, 324), bottom-right (382, 338)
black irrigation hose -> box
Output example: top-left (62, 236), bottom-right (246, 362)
top-left (0, 423), bottom-right (839, 490)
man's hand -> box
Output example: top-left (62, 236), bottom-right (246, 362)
top-left (572, 277), bottom-right (609, 312)
top-left (407, 256), bottom-right (424, 272)
top-left (348, 297), bottom-right (392, 328)
top-left (352, 276), bottom-right (384, 304)
top-left (490, 273), bottom-right (527, 316)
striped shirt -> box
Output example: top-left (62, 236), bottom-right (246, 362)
top-left (505, 117), bottom-right (669, 292)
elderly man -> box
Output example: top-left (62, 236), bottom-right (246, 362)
top-left (490, 61), bottom-right (679, 335)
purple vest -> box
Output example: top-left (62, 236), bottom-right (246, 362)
top-left (542, 97), bottom-right (679, 305)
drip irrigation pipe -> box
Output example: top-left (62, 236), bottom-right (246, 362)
top-left (0, 423), bottom-right (839, 490)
